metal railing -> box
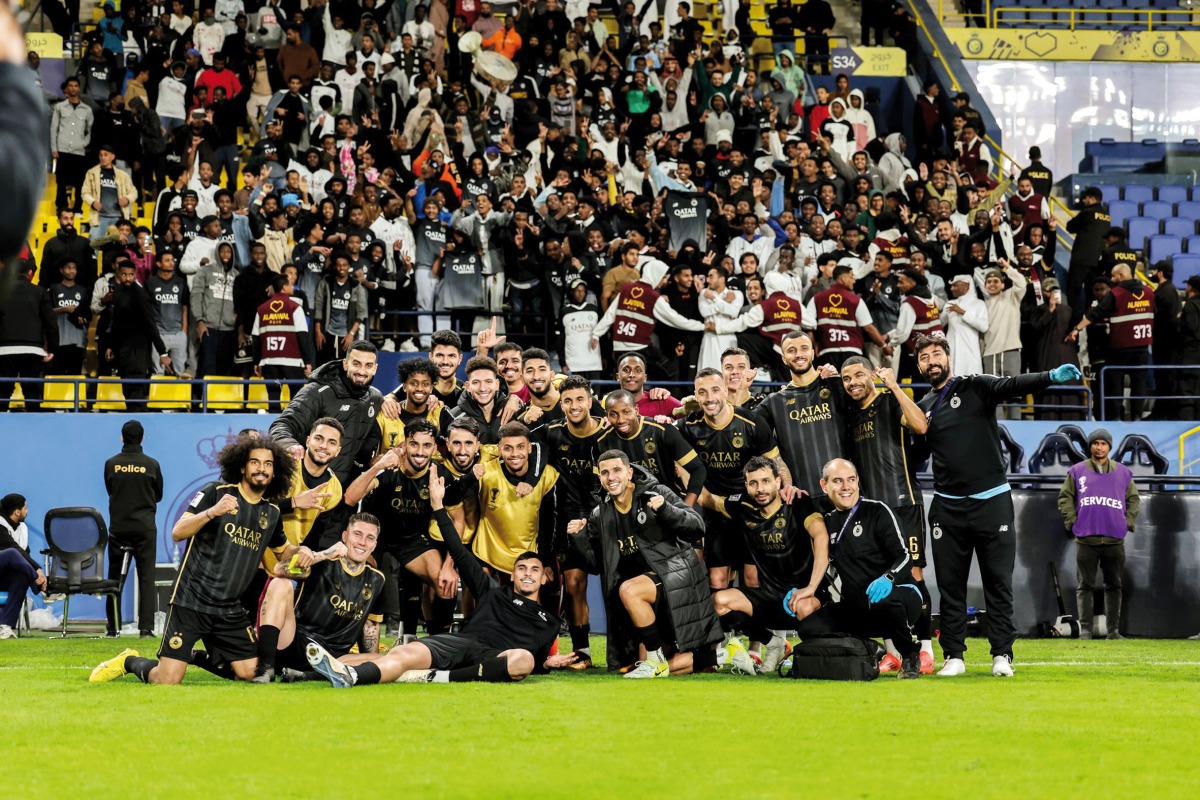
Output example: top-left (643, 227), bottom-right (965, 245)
top-left (0, 376), bottom-right (308, 413)
top-left (1097, 363), bottom-right (1199, 421)
top-left (991, 6), bottom-right (1199, 30)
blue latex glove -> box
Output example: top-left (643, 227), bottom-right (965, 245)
top-left (782, 588), bottom-right (798, 618)
top-left (866, 576), bottom-right (893, 604)
top-left (1050, 364), bottom-right (1082, 384)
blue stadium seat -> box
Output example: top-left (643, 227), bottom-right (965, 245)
top-left (1177, 201), bottom-right (1200, 221)
top-left (1173, 254), bottom-right (1200, 285)
top-left (1157, 186), bottom-right (1189, 204)
top-left (1107, 199), bottom-right (1139, 229)
top-left (1126, 216), bottom-right (1159, 250)
top-left (1141, 200), bottom-right (1174, 220)
top-left (1163, 218), bottom-right (1197, 239)
top-left (1122, 185), bottom-right (1155, 205)
top-left (1187, 235), bottom-right (1200, 253)
top-left (1148, 235), bottom-right (1183, 264)
top-left (1094, 183), bottom-right (1119, 203)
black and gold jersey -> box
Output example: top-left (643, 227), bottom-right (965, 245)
top-left (432, 379), bottom-right (465, 409)
top-left (718, 493), bottom-right (822, 597)
top-left (294, 558), bottom-right (386, 655)
top-left (362, 465), bottom-right (433, 554)
top-left (846, 389), bottom-right (922, 508)
top-left (680, 406), bottom-right (779, 497)
top-left (542, 419), bottom-right (604, 517)
top-left (596, 419), bottom-right (699, 490)
top-left (755, 377), bottom-right (848, 497)
top-left (171, 482), bottom-right (285, 615)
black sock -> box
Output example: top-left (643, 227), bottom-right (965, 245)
top-left (446, 655), bottom-right (513, 683)
top-left (721, 610), bottom-right (749, 635)
top-left (915, 579), bottom-right (933, 641)
top-left (126, 656), bottom-right (158, 683)
top-left (693, 645), bottom-right (718, 671)
top-left (353, 662), bottom-right (382, 686)
top-left (745, 621), bottom-right (774, 646)
top-left (190, 649), bottom-right (236, 680)
top-left (256, 625), bottom-right (280, 673)
top-left (402, 592), bottom-right (422, 638)
top-left (428, 596), bottom-right (456, 636)
top-left (635, 622), bottom-right (662, 653)
top-left (569, 624), bottom-right (591, 653)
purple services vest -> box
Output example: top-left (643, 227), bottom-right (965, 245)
top-left (1068, 461), bottom-right (1133, 540)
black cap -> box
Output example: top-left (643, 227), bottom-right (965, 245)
top-left (1087, 428), bottom-right (1113, 448)
top-left (1187, 275), bottom-right (1200, 292)
top-left (182, 189), bottom-right (199, 200)
top-left (98, 143), bottom-right (116, 154)
top-left (121, 419), bottom-right (145, 441)
top-left (1105, 226), bottom-right (1126, 239)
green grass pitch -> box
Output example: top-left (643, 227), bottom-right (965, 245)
top-left (3, 635), bottom-right (1198, 798)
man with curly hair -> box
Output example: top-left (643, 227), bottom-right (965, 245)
top-left (90, 435), bottom-right (330, 685)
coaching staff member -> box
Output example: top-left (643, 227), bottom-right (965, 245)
top-left (914, 333), bottom-right (1080, 677)
top-left (103, 420), bottom-right (163, 638)
top-left (269, 340), bottom-right (383, 487)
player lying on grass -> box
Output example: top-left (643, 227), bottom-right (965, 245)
top-left (566, 451), bottom-right (723, 679)
top-left (305, 464), bottom-right (578, 686)
top-left (252, 512), bottom-right (387, 683)
top-left (90, 437), bottom-right (323, 685)
top-left (698, 456), bottom-right (830, 676)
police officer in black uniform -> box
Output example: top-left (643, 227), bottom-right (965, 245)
top-left (103, 420), bottom-right (164, 638)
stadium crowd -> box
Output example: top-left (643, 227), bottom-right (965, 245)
top-left (0, 0), bottom-right (1191, 420)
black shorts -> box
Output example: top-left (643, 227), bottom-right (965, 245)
top-left (702, 507), bottom-right (748, 569)
top-left (893, 504), bottom-right (928, 569)
top-left (742, 580), bottom-right (834, 631)
top-left (417, 633), bottom-right (505, 671)
top-left (158, 604), bottom-right (258, 664)
top-left (386, 535), bottom-right (439, 571)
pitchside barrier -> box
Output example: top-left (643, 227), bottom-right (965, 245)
top-left (7, 415), bottom-right (1200, 636)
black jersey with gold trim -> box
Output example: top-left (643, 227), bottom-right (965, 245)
top-left (172, 482), bottom-right (285, 615)
top-left (680, 406), bottom-right (779, 497)
top-left (846, 389), bottom-right (923, 507)
top-left (596, 419), bottom-right (698, 489)
top-left (543, 419), bottom-right (604, 516)
top-left (294, 558), bottom-right (386, 654)
top-left (755, 377), bottom-right (849, 496)
top-left (720, 493), bottom-right (822, 597)
top-left (362, 465), bottom-right (434, 554)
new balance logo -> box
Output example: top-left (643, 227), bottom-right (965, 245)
top-left (340, 404), bottom-right (351, 412)
top-left (999, 525), bottom-right (1009, 532)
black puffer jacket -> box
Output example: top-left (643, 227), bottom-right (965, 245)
top-left (570, 467), bottom-right (721, 670)
top-left (268, 360), bottom-right (383, 484)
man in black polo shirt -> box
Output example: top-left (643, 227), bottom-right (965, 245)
top-left (914, 333), bottom-right (1080, 677)
top-left (103, 420), bottom-right (163, 638)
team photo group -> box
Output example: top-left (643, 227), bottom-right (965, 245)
top-left (85, 321), bottom-right (1082, 688)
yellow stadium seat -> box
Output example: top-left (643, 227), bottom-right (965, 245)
top-left (43, 376), bottom-right (86, 411)
top-left (93, 379), bottom-right (127, 411)
top-left (246, 378), bottom-right (291, 411)
top-left (148, 376), bottom-right (192, 411)
top-left (205, 376), bottom-right (246, 412)
top-left (7, 382), bottom-right (24, 411)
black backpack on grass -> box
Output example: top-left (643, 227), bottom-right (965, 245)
top-left (781, 633), bottom-right (886, 681)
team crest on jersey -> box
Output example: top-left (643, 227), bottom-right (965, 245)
top-left (732, 434), bottom-right (744, 448)
top-left (258, 511), bottom-right (270, 530)
top-left (637, 511), bottom-right (647, 524)
top-left (644, 440), bottom-right (656, 454)
top-left (419, 487), bottom-right (430, 500)
top-left (932, 524), bottom-right (942, 540)
top-left (852, 523), bottom-right (863, 537)
top-left (169, 635), bottom-right (183, 650)
top-left (950, 397), bottom-right (961, 408)
top-left (362, 584), bottom-right (373, 601)
top-left (774, 516), bottom-right (787, 530)
top-left (820, 388), bottom-right (831, 400)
